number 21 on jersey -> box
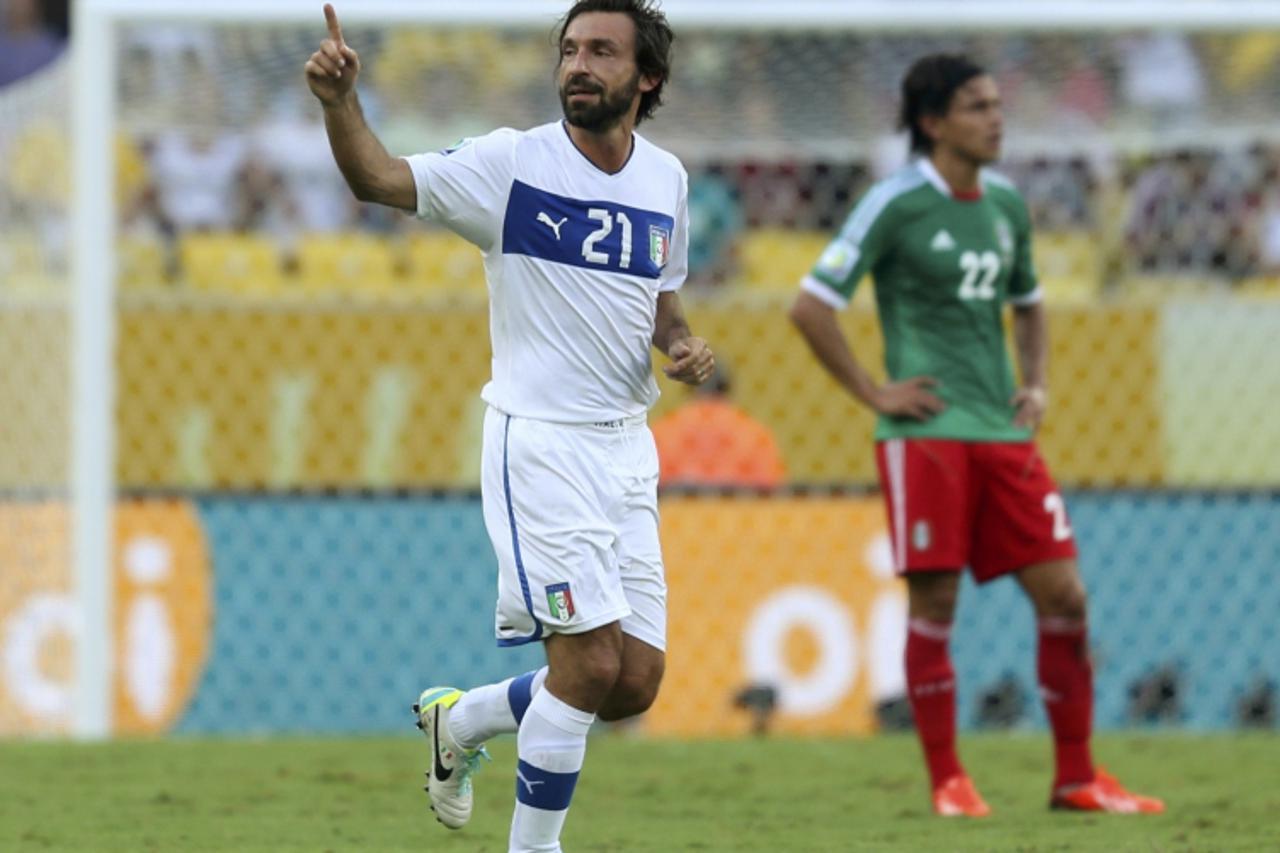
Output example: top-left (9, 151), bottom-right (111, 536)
top-left (583, 208), bottom-right (632, 269)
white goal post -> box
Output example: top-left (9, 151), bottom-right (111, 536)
top-left (68, 0), bottom-right (1280, 739)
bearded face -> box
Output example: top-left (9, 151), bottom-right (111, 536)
top-left (559, 68), bottom-right (641, 133)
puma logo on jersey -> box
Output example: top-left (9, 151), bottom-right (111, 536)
top-left (537, 212), bottom-right (568, 240)
top-left (930, 230), bottom-right (956, 252)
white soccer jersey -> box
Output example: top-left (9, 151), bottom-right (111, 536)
top-left (404, 121), bottom-right (689, 424)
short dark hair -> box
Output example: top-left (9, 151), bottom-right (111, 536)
top-left (558, 0), bottom-right (674, 126)
top-left (899, 54), bottom-right (986, 154)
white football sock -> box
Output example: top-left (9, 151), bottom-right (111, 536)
top-left (450, 666), bottom-right (548, 750)
top-left (508, 688), bottom-right (594, 853)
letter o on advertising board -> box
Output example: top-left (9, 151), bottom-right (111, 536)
top-left (743, 585), bottom-right (857, 715)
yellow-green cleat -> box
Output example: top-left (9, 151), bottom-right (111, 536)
top-left (414, 686), bottom-right (488, 830)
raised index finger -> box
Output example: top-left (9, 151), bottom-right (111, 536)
top-left (323, 3), bottom-right (344, 46)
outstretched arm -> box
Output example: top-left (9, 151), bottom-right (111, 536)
top-left (653, 291), bottom-right (715, 386)
top-left (788, 291), bottom-right (944, 421)
top-left (305, 4), bottom-right (415, 211)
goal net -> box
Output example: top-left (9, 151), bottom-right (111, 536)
top-left (3, 1), bottom-right (1278, 738)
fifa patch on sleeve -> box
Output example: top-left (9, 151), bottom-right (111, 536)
top-left (545, 583), bottom-right (576, 621)
top-left (816, 238), bottom-right (859, 282)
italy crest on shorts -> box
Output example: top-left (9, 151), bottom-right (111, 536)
top-left (545, 582), bottom-right (576, 621)
top-left (648, 224), bottom-right (670, 269)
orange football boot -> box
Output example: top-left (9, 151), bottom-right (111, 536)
top-left (1051, 768), bottom-right (1165, 814)
top-left (932, 774), bottom-right (992, 817)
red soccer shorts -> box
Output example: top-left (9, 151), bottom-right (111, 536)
top-left (875, 438), bottom-right (1078, 583)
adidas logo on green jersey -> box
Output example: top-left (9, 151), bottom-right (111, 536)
top-left (930, 230), bottom-right (957, 252)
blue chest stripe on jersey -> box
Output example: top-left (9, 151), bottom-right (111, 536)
top-left (502, 180), bottom-right (674, 279)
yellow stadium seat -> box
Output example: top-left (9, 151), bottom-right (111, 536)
top-left (7, 121), bottom-right (69, 206)
top-left (116, 134), bottom-right (151, 210)
top-left (1034, 230), bottom-right (1102, 303)
top-left (1215, 33), bottom-right (1280, 90)
top-left (295, 233), bottom-right (397, 295)
top-left (1115, 274), bottom-right (1223, 303)
top-left (179, 233), bottom-right (285, 295)
top-left (0, 233), bottom-right (61, 293)
top-left (1236, 275), bottom-right (1280, 298)
top-left (738, 228), bottom-right (831, 292)
top-left (118, 236), bottom-right (168, 290)
top-left (377, 31), bottom-right (503, 79)
top-left (0, 233), bottom-right (45, 281)
top-left (402, 231), bottom-right (486, 292)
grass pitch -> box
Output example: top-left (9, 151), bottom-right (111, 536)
top-left (2, 732), bottom-right (1277, 851)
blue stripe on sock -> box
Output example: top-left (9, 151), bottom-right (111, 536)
top-left (515, 759), bottom-right (580, 811)
top-left (507, 671), bottom-right (537, 724)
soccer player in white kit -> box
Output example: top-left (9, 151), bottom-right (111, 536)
top-left (306, 2), bottom-right (712, 850)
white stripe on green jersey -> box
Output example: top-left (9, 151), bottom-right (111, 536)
top-left (840, 170), bottom-right (928, 246)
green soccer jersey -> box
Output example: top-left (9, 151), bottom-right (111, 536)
top-left (803, 158), bottom-right (1041, 442)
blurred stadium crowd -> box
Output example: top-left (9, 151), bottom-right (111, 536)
top-left (6, 20), bottom-right (1280, 298)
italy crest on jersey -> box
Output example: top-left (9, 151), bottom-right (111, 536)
top-left (649, 224), bottom-right (671, 269)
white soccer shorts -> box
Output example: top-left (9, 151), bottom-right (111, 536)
top-left (480, 406), bottom-right (667, 651)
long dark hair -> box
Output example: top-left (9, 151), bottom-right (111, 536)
top-left (557, 0), bottom-right (674, 125)
top-left (899, 54), bottom-right (986, 154)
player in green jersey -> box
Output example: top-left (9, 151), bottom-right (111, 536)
top-left (789, 54), bottom-right (1164, 818)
